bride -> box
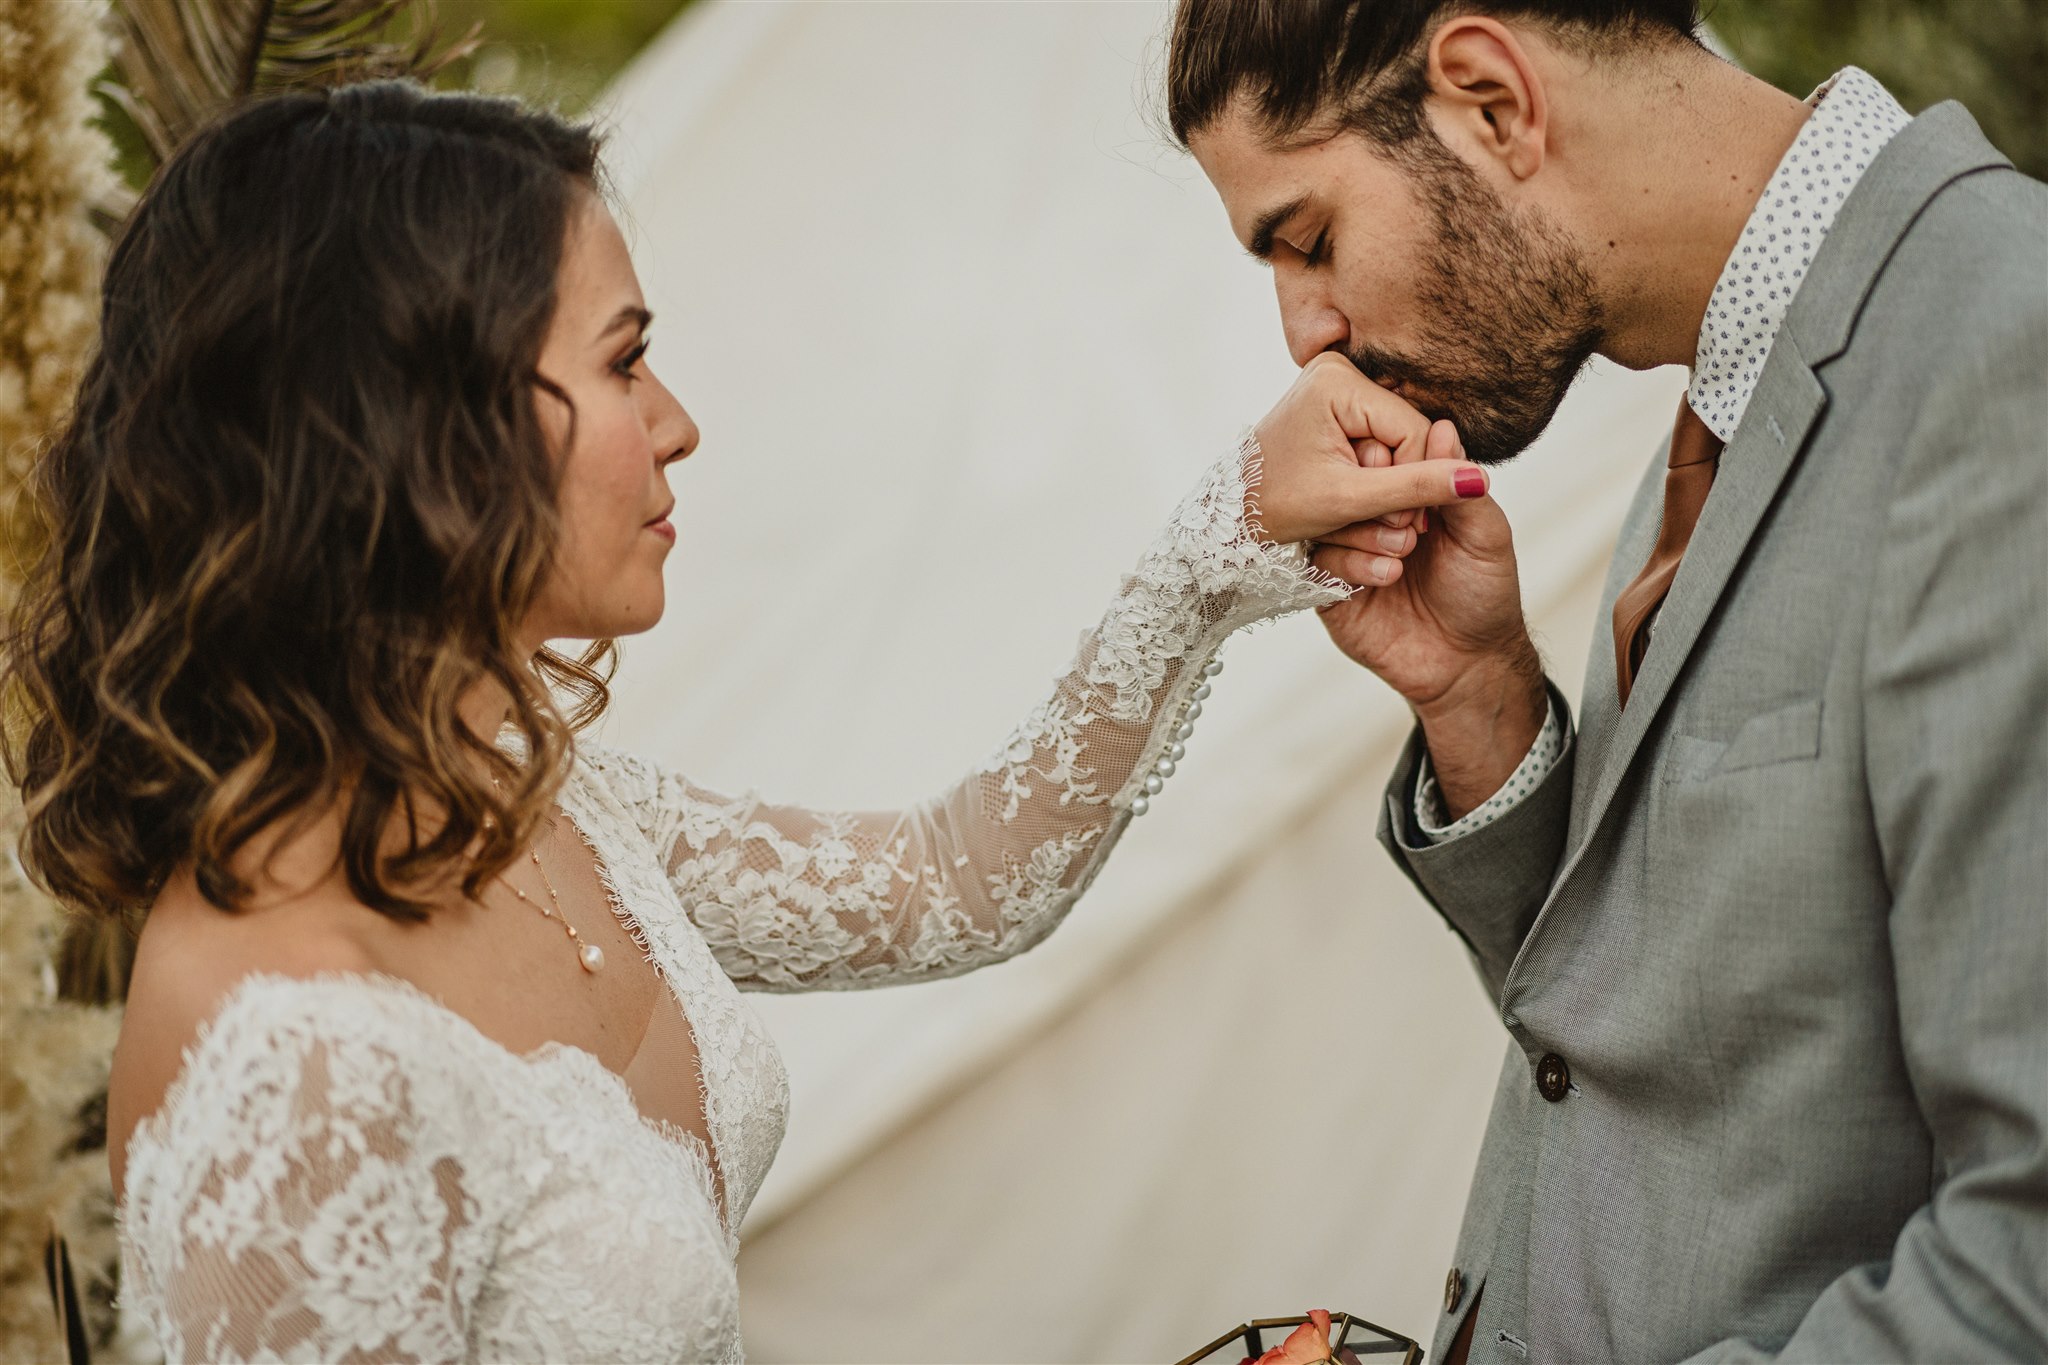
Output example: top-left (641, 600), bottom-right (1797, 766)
top-left (4, 80), bottom-right (1488, 1363)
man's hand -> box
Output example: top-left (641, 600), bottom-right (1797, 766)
top-left (1306, 407), bottom-right (1547, 823)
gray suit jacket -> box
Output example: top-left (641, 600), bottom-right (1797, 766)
top-left (1378, 102), bottom-right (2047, 1363)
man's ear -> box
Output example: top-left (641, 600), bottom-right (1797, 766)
top-left (1425, 17), bottom-right (1548, 182)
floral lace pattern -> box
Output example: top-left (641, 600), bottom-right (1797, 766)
top-left (118, 973), bottom-right (740, 1365)
top-left (116, 440), bottom-right (1345, 1362)
top-left (555, 752), bottom-right (791, 1241)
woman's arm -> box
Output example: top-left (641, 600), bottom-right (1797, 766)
top-left (586, 436), bottom-right (1340, 989)
top-left (581, 362), bottom-right (1487, 990)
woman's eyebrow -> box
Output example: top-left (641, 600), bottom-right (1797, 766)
top-left (594, 305), bottom-right (653, 344)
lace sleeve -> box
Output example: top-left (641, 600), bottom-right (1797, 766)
top-left (583, 437), bottom-right (1346, 991)
top-left (118, 979), bottom-right (502, 1365)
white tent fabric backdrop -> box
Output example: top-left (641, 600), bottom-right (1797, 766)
top-left (587, 3), bottom-right (1688, 1359)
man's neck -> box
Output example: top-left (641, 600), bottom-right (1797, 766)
top-left (1574, 50), bottom-right (1816, 372)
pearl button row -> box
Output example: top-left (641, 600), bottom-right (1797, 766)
top-left (1130, 657), bottom-right (1222, 817)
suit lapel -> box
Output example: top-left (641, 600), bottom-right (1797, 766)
top-left (1777, 102), bottom-right (2014, 370)
top-left (1570, 345), bottom-right (1828, 858)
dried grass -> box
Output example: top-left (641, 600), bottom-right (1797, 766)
top-left (0, 1), bottom-right (130, 1359)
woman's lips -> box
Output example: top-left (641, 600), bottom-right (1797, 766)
top-left (646, 518), bottom-right (675, 543)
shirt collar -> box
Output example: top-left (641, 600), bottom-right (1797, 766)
top-left (1687, 67), bottom-right (1910, 442)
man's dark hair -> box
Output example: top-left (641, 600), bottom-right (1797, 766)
top-left (1167, 0), bottom-right (1703, 148)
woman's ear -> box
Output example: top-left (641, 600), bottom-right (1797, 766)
top-left (1425, 16), bottom-right (1549, 182)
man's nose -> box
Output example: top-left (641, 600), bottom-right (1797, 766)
top-left (1276, 271), bottom-right (1348, 368)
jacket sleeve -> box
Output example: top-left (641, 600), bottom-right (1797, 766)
top-left (1376, 677), bottom-right (1577, 1001)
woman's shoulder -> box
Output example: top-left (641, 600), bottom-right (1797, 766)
top-left (569, 735), bottom-right (675, 812)
top-left (110, 920), bottom-right (524, 1327)
top-left (563, 734), bottom-right (712, 858)
top-left (108, 890), bottom-right (480, 1204)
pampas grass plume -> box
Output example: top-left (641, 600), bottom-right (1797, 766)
top-left (0, 0), bottom-right (132, 1360)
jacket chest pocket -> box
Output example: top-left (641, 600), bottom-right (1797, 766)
top-left (1645, 694), bottom-right (1843, 948)
top-left (1668, 697), bottom-right (1824, 784)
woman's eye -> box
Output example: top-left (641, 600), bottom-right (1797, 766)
top-left (612, 336), bottom-right (651, 380)
top-left (1303, 232), bottom-right (1328, 267)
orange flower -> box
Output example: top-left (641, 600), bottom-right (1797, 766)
top-left (1243, 1310), bottom-right (1336, 1365)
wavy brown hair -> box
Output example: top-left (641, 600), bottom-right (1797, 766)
top-left (2, 79), bottom-right (621, 925)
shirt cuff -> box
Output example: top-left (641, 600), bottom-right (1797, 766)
top-left (1414, 697), bottom-right (1567, 843)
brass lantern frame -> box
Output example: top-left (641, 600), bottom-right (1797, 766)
top-left (1172, 1310), bottom-right (1424, 1365)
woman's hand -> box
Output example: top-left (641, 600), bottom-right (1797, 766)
top-left (1247, 352), bottom-right (1490, 547)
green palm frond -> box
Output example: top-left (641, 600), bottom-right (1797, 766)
top-left (101, 0), bottom-right (481, 166)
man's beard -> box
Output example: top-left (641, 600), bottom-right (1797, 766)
top-left (1345, 137), bottom-right (1604, 466)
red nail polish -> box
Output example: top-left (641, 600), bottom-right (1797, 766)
top-left (1455, 468), bottom-right (1487, 499)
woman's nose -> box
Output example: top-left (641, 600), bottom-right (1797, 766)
top-left (644, 369), bottom-right (699, 465)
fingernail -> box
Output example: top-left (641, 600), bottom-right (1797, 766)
top-left (1376, 526), bottom-right (1408, 553)
top-left (1455, 467), bottom-right (1488, 499)
top-left (1370, 557), bottom-right (1395, 584)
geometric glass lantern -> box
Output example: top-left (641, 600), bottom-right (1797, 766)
top-left (1172, 1311), bottom-right (1424, 1365)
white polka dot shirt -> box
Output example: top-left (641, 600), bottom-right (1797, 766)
top-left (1415, 67), bottom-right (1910, 842)
top-left (1689, 67), bottom-right (1911, 442)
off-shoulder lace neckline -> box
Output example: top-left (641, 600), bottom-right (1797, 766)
top-left (121, 744), bottom-right (746, 1242)
top-left (119, 966), bottom-right (719, 1223)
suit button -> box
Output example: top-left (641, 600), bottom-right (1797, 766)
top-left (1536, 1052), bottom-right (1571, 1102)
top-left (1444, 1267), bottom-right (1465, 1313)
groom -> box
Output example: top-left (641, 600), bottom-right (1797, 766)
top-left (1169, 2), bottom-right (2046, 1362)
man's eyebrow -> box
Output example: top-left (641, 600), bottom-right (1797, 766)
top-left (595, 305), bottom-right (653, 344)
top-left (1246, 193), bottom-right (1311, 261)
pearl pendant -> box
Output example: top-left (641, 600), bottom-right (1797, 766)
top-left (579, 942), bottom-right (606, 973)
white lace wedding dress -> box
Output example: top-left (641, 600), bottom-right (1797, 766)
top-left (115, 443), bottom-right (1346, 1363)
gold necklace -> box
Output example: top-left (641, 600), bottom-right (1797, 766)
top-left (489, 777), bottom-right (604, 973)
top-left (499, 848), bottom-right (604, 973)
